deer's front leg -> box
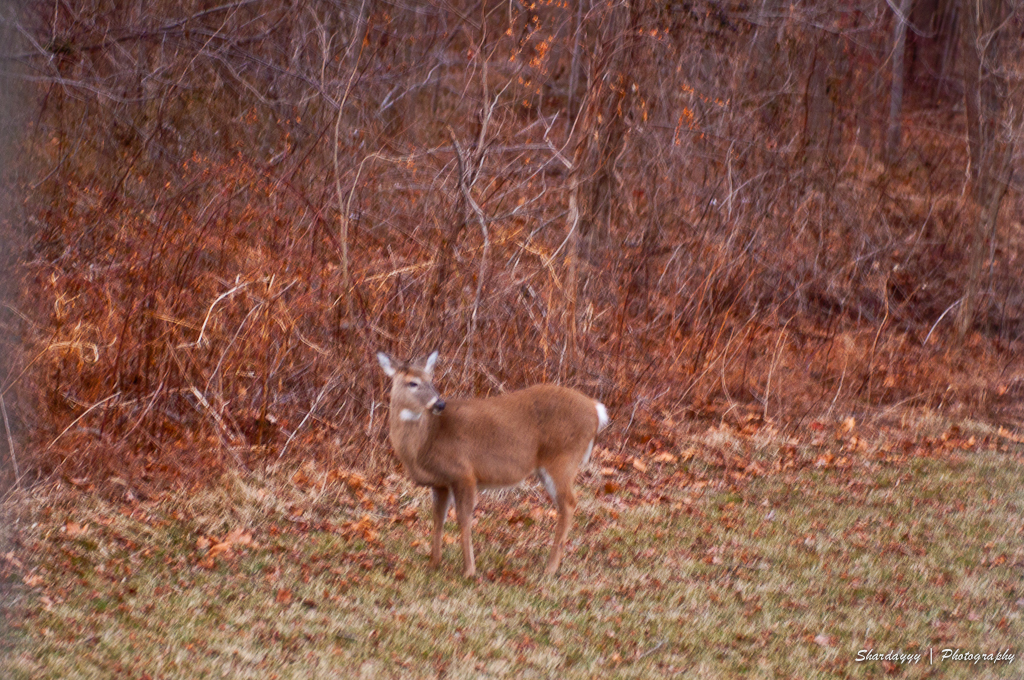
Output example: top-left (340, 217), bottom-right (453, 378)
top-left (430, 486), bottom-right (451, 568)
top-left (452, 482), bottom-right (478, 578)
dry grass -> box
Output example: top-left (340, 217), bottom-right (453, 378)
top-left (2, 422), bottom-right (1022, 679)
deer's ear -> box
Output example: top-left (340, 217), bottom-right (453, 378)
top-left (377, 352), bottom-right (397, 377)
top-left (423, 350), bottom-right (439, 377)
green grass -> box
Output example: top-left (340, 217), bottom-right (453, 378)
top-left (2, 443), bottom-right (1022, 679)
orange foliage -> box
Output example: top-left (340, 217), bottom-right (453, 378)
top-left (2, 0), bottom-right (1021, 494)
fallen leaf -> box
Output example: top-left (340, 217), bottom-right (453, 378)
top-left (23, 573), bottom-right (45, 588)
top-left (64, 522), bottom-right (87, 538)
top-left (2, 551), bottom-right (24, 570)
top-left (653, 453), bottom-right (677, 464)
top-left (223, 528), bottom-right (255, 547)
top-left (291, 468), bottom-right (315, 489)
top-left (276, 588), bottom-right (293, 605)
top-left (997, 427), bottom-right (1024, 443)
top-left (208, 542), bottom-right (234, 559)
top-left (631, 458), bottom-right (648, 473)
top-left (840, 417), bottom-right (856, 435)
top-left (345, 473), bottom-right (366, 492)
top-left (341, 515), bottom-right (379, 543)
top-left (814, 633), bottom-right (835, 647)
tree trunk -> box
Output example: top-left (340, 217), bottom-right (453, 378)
top-left (575, 2), bottom-right (641, 257)
top-left (955, 0), bottom-right (1016, 339)
top-left (886, 0), bottom-right (912, 164)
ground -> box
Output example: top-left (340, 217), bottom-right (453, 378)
top-left (1, 413), bottom-right (1022, 679)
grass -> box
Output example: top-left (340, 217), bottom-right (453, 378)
top-left (1, 432), bottom-right (1022, 679)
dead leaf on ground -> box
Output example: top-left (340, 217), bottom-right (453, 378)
top-left (208, 542), bottom-right (234, 559)
top-left (2, 551), bottom-right (24, 570)
top-left (814, 633), bottom-right (836, 647)
top-left (340, 515), bottom-right (378, 543)
top-left (223, 528), bottom-right (255, 547)
top-left (840, 417), bottom-right (856, 435)
top-left (23, 573), bottom-right (46, 588)
top-left (197, 528), bottom-right (255, 561)
top-left (64, 522), bottom-right (88, 538)
top-left (745, 461), bottom-right (765, 476)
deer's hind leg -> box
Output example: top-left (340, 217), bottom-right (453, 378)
top-left (541, 453), bottom-right (583, 576)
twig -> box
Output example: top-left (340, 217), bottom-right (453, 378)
top-left (825, 354), bottom-right (848, 421)
top-left (47, 393), bottom-right (121, 449)
top-left (186, 281), bottom-right (251, 349)
top-left (333, 0), bottom-right (370, 323)
top-left (867, 276), bottom-right (891, 403)
top-left (187, 387), bottom-right (246, 469)
top-left (763, 320), bottom-right (790, 421)
top-left (121, 382), bottom-right (166, 439)
top-left (446, 118), bottom-right (493, 380)
top-left (635, 639), bottom-right (667, 661)
top-left (923, 298), bottom-right (962, 346)
top-left (279, 375), bottom-right (340, 459)
top-left (1, 392), bottom-right (18, 485)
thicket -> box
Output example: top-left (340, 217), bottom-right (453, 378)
top-left (1, 0), bottom-right (1021, 493)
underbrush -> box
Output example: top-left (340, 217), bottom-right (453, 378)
top-left (5, 0), bottom-right (1023, 492)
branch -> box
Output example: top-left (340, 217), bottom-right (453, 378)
top-left (333, 0), bottom-right (369, 322)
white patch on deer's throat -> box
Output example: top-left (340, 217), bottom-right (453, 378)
top-left (537, 467), bottom-right (558, 504)
top-left (595, 402), bottom-right (609, 431)
top-left (399, 408), bottom-right (422, 422)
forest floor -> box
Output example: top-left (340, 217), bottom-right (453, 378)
top-left (1, 412), bottom-right (1022, 679)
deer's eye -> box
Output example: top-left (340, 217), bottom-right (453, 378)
top-left (407, 380), bottom-right (419, 388)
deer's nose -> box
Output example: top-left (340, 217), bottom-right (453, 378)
top-left (431, 399), bottom-right (446, 414)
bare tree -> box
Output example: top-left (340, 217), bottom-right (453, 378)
top-left (886, 0), bottom-right (913, 164)
top-left (956, 0), bottom-right (1020, 338)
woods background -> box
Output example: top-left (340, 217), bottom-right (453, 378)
top-left (0, 0), bottom-right (1021, 494)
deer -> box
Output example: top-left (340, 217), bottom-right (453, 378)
top-left (376, 351), bottom-right (609, 578)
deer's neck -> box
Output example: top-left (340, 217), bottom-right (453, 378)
top-left (389, 407), bottom-right (440, 484)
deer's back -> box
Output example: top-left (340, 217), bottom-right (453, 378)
top-left (426, 385), bottom-right (599, 481)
